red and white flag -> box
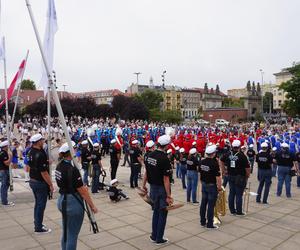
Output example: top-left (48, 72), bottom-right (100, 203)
top-left (0, 59), bottom-right (27, 109)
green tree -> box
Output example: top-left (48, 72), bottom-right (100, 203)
top-left (279, 64), bottom-right (300, 116)
top-left (150, 109), bottom-right (182, 124)
top-left (222, 97), bottom-right (244, 108)
top-left (134, 89), bottom-right (163, 110)
top-left (21, 79), bottom-right (36, 90)
top-left (263, 92), bottom-right (273, 113)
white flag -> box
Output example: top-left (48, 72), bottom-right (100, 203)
top-left (40, 0), bottom-right (58, 96)
top-left (0, 36), bottom-right (5, 61)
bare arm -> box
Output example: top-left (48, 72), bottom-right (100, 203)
top-left (41, 171), bottom-right (54, 191)
top-left (216, 176), bottom-right (222, 190)
top-left (142, 171), bottom-right (148, 190)
top-left (77, 186), bottom-right (98, 213)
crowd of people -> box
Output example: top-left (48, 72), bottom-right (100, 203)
top-left (0, 116), bottom-right (299, 248)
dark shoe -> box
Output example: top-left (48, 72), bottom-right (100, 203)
top-left (192, 201), bottom-right (199, 206)
top-left (236, 212), bottom-right (246, 217)
top-left (156, 238), bottom-right (169, 245)
top-left (256, 200), bottom-right (261, 203)
top-left (34, 228), bottom-right (52, 234)
top-left (207, 225), bottom-right (219, 229)
top-left (262, 201), bottom-right (269, 204)
top-left (149, 235), bottom-right (156, 243)
top-left (200, 223), bottom-right (206, 227)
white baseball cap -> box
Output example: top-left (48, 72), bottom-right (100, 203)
top-left (146, 140), bottom-right (155, 148)
top-left (205, 144), bottom-right (217, 154)
top-left (179, 148), bottom-right (185, 153)
top-left (175, 146), bottom-right (180, 151)
top-left (189, 148), bottom-right (197, 154)
top-left (249, 144), bottom-right (254, 148)
top-left (110, 139), bottom-right (117, 144)
top-left (30, 134), bottom-right (44, 143)
top-left (81, 140), bottom-right (88, 145)
top-left (192, 141), bottom-right (197, 146)
top-left (261, 142), bottom-right (268, 148)
top-left (157, 135), bottom-right (171, 146)
top-left (110, 179), bottom-right (118, 185)
top-left (59, 141), bottom-right (76, 153)
top-left (132, 140), bottom-right (139, 145)
top-left (281, 143), bottom-right (289, 148)
top-left (272, 147), bottom-right (277, 151)
top-left (167, 149), bottom-right (172, 154)
top-left (0, 140), bottom-right (9, 147)
top-left (232, 140), bottom-right (241, 147)
top-left (93, 143), bottom-right (100, 147)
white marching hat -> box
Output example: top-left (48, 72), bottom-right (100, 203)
top-left (249, 144), bottom-right (254, 148)
top-left (167, 149), bottom-right (172, 154)
top-left (146, 140), bottom-right (155, 148)
top-left (272, 147), bottom-right (277, 151)
top-left (157, 135), bottom-right (171, 146)
top-left (281, 142), bottom-right (289, 148)
top-left (0, 140), bottom-right (9, 147)
top-left (192, 141), bottom-right (197, 146)
top-left (189, 148), bottom-right (197, 154)
top-left (132, 140), bottom-right (139, 145)
top-left (261, 142), bottom-right (268, 148)
top-left (232, 140), bottom-right (241, 147)
top-left (110, 179), bottom-right (118, 185)
top-left (175, 146), bottom-right (180, 151)
top-left (59, 141), bottom-right (76, 153)
top-left (30, 134), bottom-right (43, 143)
top-left (110, 139), bottom-right (117, 144)
top-left (81, 140), bottom-right (88, 145)
top-left (179, 148), bottom-right (185, 153)
top-left (205, 144), bottom-right (217, 154)
top-left (93, 143), bottom-right (100, 147)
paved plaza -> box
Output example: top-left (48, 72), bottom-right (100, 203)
top-left (1, 156), bottom-right (300, 250)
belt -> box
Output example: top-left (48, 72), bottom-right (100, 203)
top-left (202, 182), bottom-right (216, 186)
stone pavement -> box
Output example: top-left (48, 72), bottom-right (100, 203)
top-left (1, 156), bottom-right (300, 250)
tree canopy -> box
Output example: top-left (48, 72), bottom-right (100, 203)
top-left (279, 64), bottom-right (300, 116)
top-left (134, 89), bottom-right (163, 110)
top-left (21, 79), bottom-right (36, 90)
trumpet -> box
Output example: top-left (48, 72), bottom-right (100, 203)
top-left (214, 186), bottom-right (226, 224)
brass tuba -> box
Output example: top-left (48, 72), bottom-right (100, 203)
top-left (214, 186), bottom-right (226, 224)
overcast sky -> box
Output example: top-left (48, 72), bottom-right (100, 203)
top-left (2, 0), bottom-right (300, 93)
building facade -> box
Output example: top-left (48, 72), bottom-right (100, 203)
top-left (77, 89), bottom-right (124, 105)
top-left (162, 86), bottom-right (182, 112)
top-left (181, 89), bottom-right (201, 118)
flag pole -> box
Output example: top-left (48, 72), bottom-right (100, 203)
top-left (25, 0), bottom-right (80, 169)
top-left (2, 36), bottom-right (13, 190)
top-left (47, 74), bottom-right (51, 175)
top-left (10, 50), bottom-right (30, 133)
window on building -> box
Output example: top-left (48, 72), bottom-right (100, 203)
top-left (278, 100), bottom-right (282, 106)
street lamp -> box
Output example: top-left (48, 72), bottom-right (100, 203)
top-left (161, 70), bottom-right (166, 89)
top-left (134, 72), bottom-right (141, 85)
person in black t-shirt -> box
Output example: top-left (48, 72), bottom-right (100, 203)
top-left (80, 140), bottom-right (91, 186)
top-left (186, 148), bottom-right (200, 204)
top-left (28, 134), bottom-right (54, 234)
top-left (247, 144), bottom-right (256, 173)
top-left (91, 143), bottom-right (103, 193)
top-left (0, 140), bottom-right (13, 206)
top-left (199, 144), bottom-right (222, 229)
top-left (56, 142), bottom-right (98, 250)
top-left (107, 179), bottom-right (129, 202)
top-left (220, 140), bottom-right (250, 216)
top-left (167, 149), bottom-right (175, 185)
top-left (109, 139), bottom-right (121, 180)
top-left (256, 142), bottom-right (273, 204)
top-left (142, 135), bottom-right (173, 246)
top-left (275, 143), bottom-right (297, 197)
top-left (129, 140), bottom-right (143, 188)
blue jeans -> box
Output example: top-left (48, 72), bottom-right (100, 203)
top-left (150, 185), bottom-right (168, 243)
top-left (186, 170), bottom-right (198, 202)
top-left (92, 165), bottom-right (100, 193)
top-left (130, 164), bottom-right (140, 188)
top-left (249, 159), bottom-right (254, 173)
top-left (83, 169), bottom-right (89, 186)
top-left (272, 164), bottom-right (277, 177)
top-left (277, 166), bottom-right (292, 197)
top-left (228, 175), bottom-right (245, 214)
top-left (0, 170), bottom-right (10, 205)
top-left (257, 168), bottom-right (272, 203)
top-left (200, 183), bottom-right (218, 227)
top-left (57, 194), bottom-right (84, 250)
top-left (180, 164), bottom-right (187, 189)
top-left (176, 162), bottom-right (181, 178)
top-left (29, 180), bottom-right (49, 231)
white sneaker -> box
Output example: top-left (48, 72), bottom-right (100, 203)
top-left (34, 228), bottom-right (52, 234)
top-left (3, 202), bottom-right (15, 207)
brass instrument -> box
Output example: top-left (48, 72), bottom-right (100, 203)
top-left (243, 182), bottom-right (251, 214)
top-left (214, 186), bottom-right (226, 224)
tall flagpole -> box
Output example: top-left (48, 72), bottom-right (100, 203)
top-left (47, 74), bottom-right (51, 175)
top-left (25, 0), bottom-right (80, 169)
top-left (10, 50), bottom-right (30, 133)
top-left (3, 36), bottom-right (13, 190)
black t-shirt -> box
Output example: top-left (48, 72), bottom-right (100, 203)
top-left (109, 145), bottom-right (120, 163)
top-left (247, 149), bottom-right (256, 160)
top-left (256, 151), bottom-right (273, 169)
top-left (145, 149), bottom-right (171, 186)
top-left (129, 147), bottom-right (142, 164)
top-left (107, 186), bottom-right (120, 200)
top-left (275, 151), bottom-right (295, 167)
top-left (221, 150), bottom-right (249, 176)
top-left (187, 155), bottom-right (200, 171)
top-left (0, 150), bottom-right (9, 171)
top-left (199, 158), bottom-right (220, 184)
top-left (55, 160), bottom-right (83, 194)
top-left (144, 151), bottom-right (151, 165)
top-left (28, 147), bottom-right (49, 182)
top-left (81, 147), bottom-right (91, 164)
top-left (91, 150), bottom-right (102, 165)
top-left (180, 153), bottom-right (188, 164)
